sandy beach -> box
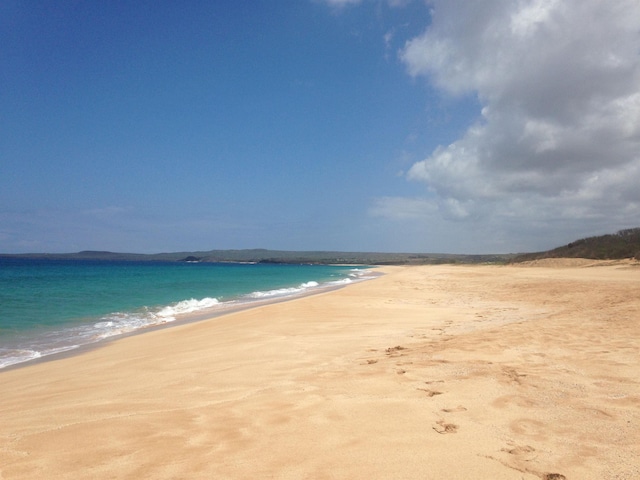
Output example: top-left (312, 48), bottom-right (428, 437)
top-left (0, 261), bottom-right (638, 479)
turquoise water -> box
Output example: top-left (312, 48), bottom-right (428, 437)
top-left (0, 258), bottom-right (373, 368)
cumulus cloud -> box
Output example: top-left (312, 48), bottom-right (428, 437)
top-left (397, 0), bottom-right (640, 244)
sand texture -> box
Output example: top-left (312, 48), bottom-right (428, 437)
top-left (1, 262), bottom-right (639, 479)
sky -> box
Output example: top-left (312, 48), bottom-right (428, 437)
top-left (1, 0), bottom-right (639, 254)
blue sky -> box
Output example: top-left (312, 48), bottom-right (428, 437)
top-left (2, 0), bottom-right (639, 254)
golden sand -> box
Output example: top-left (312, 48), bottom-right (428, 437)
top-left (1, 261), bottom-right (638, 479)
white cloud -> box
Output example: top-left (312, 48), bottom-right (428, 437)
top-left (394, 0), bottom-right (640, 245)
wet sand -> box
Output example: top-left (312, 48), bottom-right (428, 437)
top-left (1, 261), bottom-right (638, 479)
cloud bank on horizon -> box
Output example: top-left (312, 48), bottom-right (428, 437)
top-left (367, 0), bottom-right (640, 250)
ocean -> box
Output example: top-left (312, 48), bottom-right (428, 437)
top-left (0, 258), bottom-right (374, 369)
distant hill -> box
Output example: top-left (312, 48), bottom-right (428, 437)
top-left (0, 249), bottom-right (513, 265)
top-left (512, 228), bottom-right (640, 262)
top-left (5, 230), bottom-right (639, 265)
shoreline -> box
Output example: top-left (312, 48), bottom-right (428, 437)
top-left (1, 262), bottom-right (638, 479)
top-left (1, 267), bottom-right (381, 372)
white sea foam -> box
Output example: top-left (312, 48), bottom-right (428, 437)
top-left (155, 297), bottom-right (220, 321)
top-left (0, 345), bottom-right (82, 369)
top-left (247, 281), bottom-right (320, 299)
top-left (92, 312), bottom-right (152, 339)
top-left (90, 297), bottom-right (221, 338)
top-left (42, 345), bottom-right (80, 356)
top-left (349, 268), bottom-right (376, 279)
top-left (0, 348), bottom-right (42, 369)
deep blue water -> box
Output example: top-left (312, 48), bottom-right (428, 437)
top-left (0, 258), bottom-right (372, 368)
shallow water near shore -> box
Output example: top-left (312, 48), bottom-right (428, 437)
top-left (0, 258), bottom-right (373, 368)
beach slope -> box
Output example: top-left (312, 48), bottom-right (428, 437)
top-left (1, 262), bottom-right (638, 479)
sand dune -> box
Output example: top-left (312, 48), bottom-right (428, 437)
top-left (1, 262), bottom-right (638, 479)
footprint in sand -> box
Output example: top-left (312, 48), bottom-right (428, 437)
top-left (492, 394), bottom-right (538, 409)
top-left (418, 388), bottom-right (443, 397)
top-left (502, 366), bottom-right (527, 385)
top-left (501, 443), bottom-right (537, 463)
top-left (509, 418), bottom-right (547, 440)
top-left (441, 405), bottom-right (467, 413)
top-left (432, 420), bottom-right (458, 434)
top-left (385, 345), bottom-right (406, 357)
